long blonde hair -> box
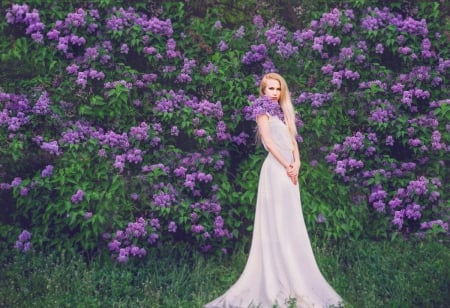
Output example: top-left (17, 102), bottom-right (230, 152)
top-left (259, 73), bottom-right (298, 138)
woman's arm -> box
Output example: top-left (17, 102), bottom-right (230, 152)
top-left (286, 136), bottom-right (301, 185)
top-left (256, 114), bottom-right (297, 184)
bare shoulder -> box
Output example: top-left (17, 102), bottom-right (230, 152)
top-left (256, 113), bottom-right (270, 124)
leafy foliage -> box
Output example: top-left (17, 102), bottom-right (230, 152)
top-left (0, 1), bottom-right (448, 260)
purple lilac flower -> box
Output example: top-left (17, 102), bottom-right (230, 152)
top-left (335, 160), bottom-right (347, 176)
top-left (375, 43), bottom-right (384, 54)
top-left (406, 177), bottom-right (428, 196)
top-left (108, 240), bottom-right (121, 252)
top-left (32, 92), bottom-right (51, 115)
top-left (386, 136), bottom-right (394, 146)
top-left (218, 40), bottom-right (228, 51)
top-left (41, 141), bottom-right (61, 155)
top-left (243, 96), bottom-right (283, 121)
top-left (71, 189), bottom-right (84, 204)
top-left (277, 41), bottom-right (298, 58)
top-left (242, 44), bottom-right (267, 64)
top-left (129, 122), bottom-right (149, 141)
top-left (117, 248), bottom-right (129, 263)
top-left (408, 138), bottom-right (422, 147)
top-left (429, 191), bottom-right (440, 202)
top-left (66, 64), bottom-right (79, 74)
top-left (202, 62), bottom-right (218, 75)
top-left (191, 224), bottom-right (205, 233)
top-left (373, 200), bottom-right (386, 212)
top-left (339, 47), bottom-right (354, 60)
top-left (120, 43), bottom-right (129, 54)
top-left (148, 233), bottom-right (159, 244)
top-left (388, 197), bottom-right (402, 210)
top-left (293, 29), bottom-right (315, 44)
top-left (405, 203), bottom-right (422, 220)
top-left (66, 8), bottom-right (86, 27)
top-left (265, 23), bottom-right (287, 45)
top-left (421, 220), bottom-right (448, 232)
top-left (369, 185), bottom-right (387, 203)
top-left (320, 8), bottom-right (341, 28)
top-left (312, 36), bottom-right (324, 53)
top-left (324, 34), bottom-right (341, 46)
top-left (18, 229), bottom-right (32, 242)
top-left (41, 165), bottom-right (54, 178)
top-left (253, 15), bottom-right (264, 28)
top-left (392, 210), bottom-right (405, 229)
top-left (7, 5), bottom-right (45, 43)
top-left (23, 242), bottom-right (32, 252)
top-left (234, 26), bottom-right (245, 38)
top-left (15, 229), bottom-right (32, 253)
top-left (331, 71), bottom-right (342, 88)
top-left (168, 221), bottom-right (177, 233)
top-left (11, 177), bottom-right (22, 187)
top-left (317, 214), bottom-right (326, 223)
top-left (321, 64), bottom-right (334, 74)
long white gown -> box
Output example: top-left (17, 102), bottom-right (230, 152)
top-left (205, 114), bottom-right (343, 308)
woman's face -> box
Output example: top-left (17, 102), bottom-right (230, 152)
top-left (263, 79), bottom-right (281, 102)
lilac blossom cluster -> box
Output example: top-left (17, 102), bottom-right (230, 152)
top-left (6, 4), bottom-right (45, 43)
top-left (0, 93), bottom-right (30, 132)
top-left (296, 92), bottom-right (333, 108)
top-left (108, 217), bottom-right (150, 262)
top-left (15, 230), bottom-right (32, 253)
top-left (242, 44), bottom-right (267, 65)
top-left (243, 96), bottom-right (284, 122)
top-left (17, 6), bottom-right (175, 91)
top-left (368, 100), bottom-right (396, 123)
top-left (362, 7), bottom-right (429, 37)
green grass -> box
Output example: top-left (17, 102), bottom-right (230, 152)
top-left (0, 238), bottom-right (449, 307)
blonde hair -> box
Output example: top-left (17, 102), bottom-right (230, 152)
top-left (259, 73), bottom-right (298, 138)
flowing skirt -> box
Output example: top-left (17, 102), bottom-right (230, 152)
top-left (205, 117), bottom-right (343, 307)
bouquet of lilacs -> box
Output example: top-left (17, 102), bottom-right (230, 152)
top-left (243, 95), bottom-right (284, 122)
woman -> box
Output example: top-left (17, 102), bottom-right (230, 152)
top-left (205, 73), bottom-right (343, 307)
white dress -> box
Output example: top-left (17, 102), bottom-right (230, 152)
top-left (205, 114), bottom-right (343, 308)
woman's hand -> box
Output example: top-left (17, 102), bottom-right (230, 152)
top-left (285, 162), bottom-right (300, 185)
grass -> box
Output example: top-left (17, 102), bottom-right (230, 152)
top-left (0, 238), bottom-right (449, 307)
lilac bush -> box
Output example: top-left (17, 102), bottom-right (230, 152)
top-left (0, 1), bottom-right (448, 259)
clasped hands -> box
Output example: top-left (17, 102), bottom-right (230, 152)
top-left (285, 162), bottom-right (300, 185)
